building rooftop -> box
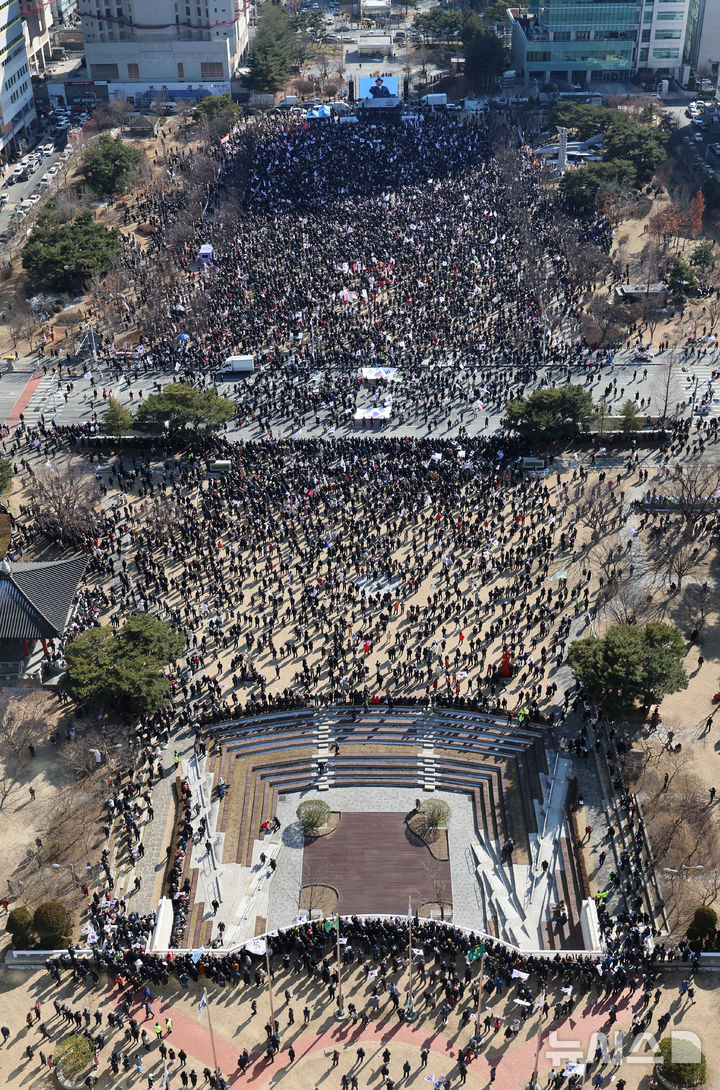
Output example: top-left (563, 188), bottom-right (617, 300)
top-left (0, 554), bottom-right (88, 640)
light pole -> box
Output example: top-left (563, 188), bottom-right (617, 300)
top-left (51, 862), bottom-right (78, 887)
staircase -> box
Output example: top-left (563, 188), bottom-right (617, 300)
top-left (417, 710), bottom-right (436, 791)
top-left (315, 707), bottom-right (337, 791)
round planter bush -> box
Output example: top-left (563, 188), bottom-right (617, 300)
top-left (55, 1033), bottom-right (94, 1086)
top-left (656, 1037), bottom-right (706, 1089)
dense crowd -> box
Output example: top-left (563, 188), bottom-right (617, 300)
top-left (26, 912), bottom-right (699, 1088)
top-left (85, 113), bottom-right (615, 439)
top-left (0, 108), bottom-right (712, 1090)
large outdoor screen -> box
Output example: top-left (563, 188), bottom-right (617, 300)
top-left (358, 75), bottom-right (399, 100)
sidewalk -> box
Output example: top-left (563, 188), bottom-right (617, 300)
top-left (126, 722), bottom-right (196, 915)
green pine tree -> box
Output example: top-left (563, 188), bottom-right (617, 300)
top-left (103, 397), bottom-right (134, 437)
top-left (247, 7), bottom-right (294, 93)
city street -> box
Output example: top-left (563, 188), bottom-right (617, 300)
top-left (0, 129), bottom-right (85, 253)
top-left (2, 344), bottom-right (719, 441)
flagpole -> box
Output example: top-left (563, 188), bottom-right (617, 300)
top-left (405, 898), bottom-right (417, 1021)
top-left (475, 947), bottom-right (486, 1030)
top-left (203, 991), bottom-right (220, 1079)
top-left (265, 945), bottom-right (276, 1035)
top-left (530, 1001), bottom-right (543, 1090)
top-left (335, 914), bottom-right (347, 1020)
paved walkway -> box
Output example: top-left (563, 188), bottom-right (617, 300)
top-left (5, 371), bottom-right (43, 427)
top-left (115, 979), bottom-right (644, 1090)
top-left (127, 723), bottom-right (196, 914)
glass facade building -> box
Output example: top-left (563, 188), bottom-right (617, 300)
top-left (510, 0), bottom-right (689, 84)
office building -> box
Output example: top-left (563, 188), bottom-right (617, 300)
top-left (22, 0), bottom-right (53, 76)
top-left (684, 0), bottom-right (720, 79)
top-left (49, 0), bottom-right (77, 27)
top-left (508, 0), bottom-right (689, 86)
top-left (0, 0), bottom-right (35, 160)
top-left (80, 0), bottom-right (248, 98)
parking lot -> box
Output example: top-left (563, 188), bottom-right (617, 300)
top-left (677, 97), bottom-right (720, 188)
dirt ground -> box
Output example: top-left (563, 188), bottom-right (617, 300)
top-left (0, 690), bottom-right (109, 951)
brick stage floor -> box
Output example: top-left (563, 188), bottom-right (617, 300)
top-left (301, 812), bottom-right (452, 915)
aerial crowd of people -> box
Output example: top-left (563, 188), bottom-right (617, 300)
top-left (0, 105), bottom-right (714, 1090)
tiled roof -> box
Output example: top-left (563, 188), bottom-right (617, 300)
top-left (0, 554), bottom-right (88, 640)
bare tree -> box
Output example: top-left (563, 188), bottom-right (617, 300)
top-left (652, 359), bottom-right (678, 427)
top-left (299, 859), bottom-right (336, 918)
top-left (39, 783), bottom-right (104, 863)
top-left (422, 858), bottom-right (451, 921)
top-left (0, 772), bottom-right (23, 811)
top-left (679, 581), bottom-right (712, 636)
top-left (636, 294), bottom-right (664, 342)
top-left (53, 187), bottom-right (86, 223)
top-left (27, 460), bottom-right (100, 546)
top-left (601, 576), bottom-right (658, 627)
top-left (663, 463), bottom-right (720, 532)
top-left (697, 870), bottom-right (720, 907)
top-left (648, 524), bottom-right (710, 592)
top-left (6, 310), bottom-right (33, 355)
top-left (60, 725), bottom-right (135, 785)
top-left (577, 495), bottom-right (619, 545)
top-left (581, 296), bottom-right (633, 348)
top-left (641, 758), bottom-right (710, 864)
top-left (0, 691), bottom-right (45, 764)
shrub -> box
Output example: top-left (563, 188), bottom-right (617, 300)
top-left (0, 457), bottom-right (12, 494)
top-left (56, 1033), bottom-right (94, 1080)
top-left (657, 1037), bottom-right (706, 1087)
top-left (33, 900), bottom-right (72, 947)
top-left (296, 799), bottom-right (331, 834)
top-left (6, 905), bottom-right (33, 948)
top-left (420, 798), bottom-right (450, 831)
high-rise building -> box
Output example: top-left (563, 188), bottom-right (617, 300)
top-left (508, 0), bottom-right (689, 86)
top-left (49, 0), bottom-right (77, 26)
top-left (0, 0), bottom-right (35, 160)
top-left (637, 0), bottom-right (688, 77)
top-left (684, 0), bottom-right (720, 80)
top-left (22, 0), bottom-right (53, 76)
top-left (81, 0), bottom-right (249, 96)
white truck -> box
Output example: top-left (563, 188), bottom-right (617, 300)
top-left (420, 93), bottom-right (447, 107)
top-left (221, 354), bottom-right (254, 376)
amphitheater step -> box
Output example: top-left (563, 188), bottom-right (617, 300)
top-left (420, 750), bottom-right (436, 791)
top-left (313, 756), bottom-right (331, 791)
